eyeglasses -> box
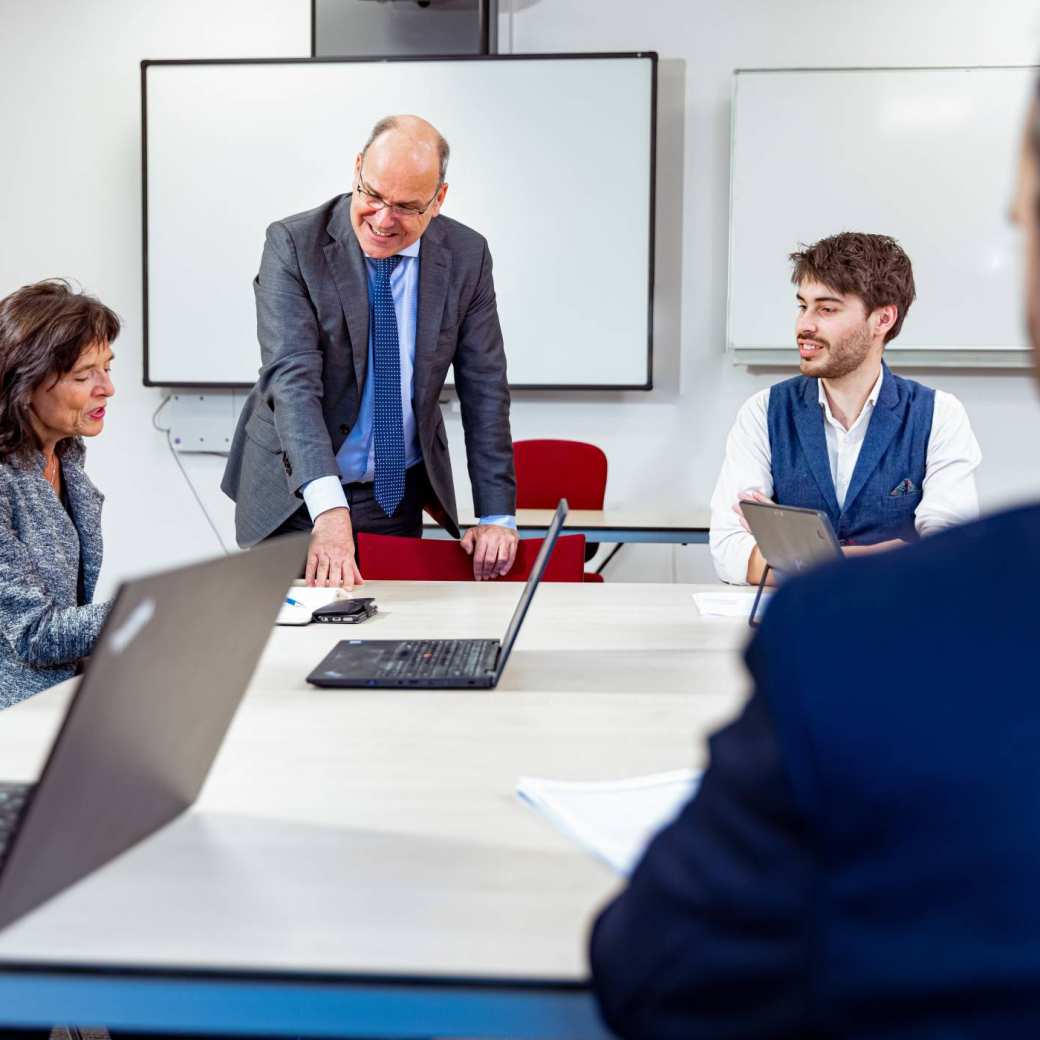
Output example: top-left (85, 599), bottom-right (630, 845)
top-left (354, 162), bottom-right (441, 220)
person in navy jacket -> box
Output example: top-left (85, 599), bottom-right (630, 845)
top-left (709, 232), bottom-right (982, 586)
top-left (590, 97), bottom-right (1040, 1037)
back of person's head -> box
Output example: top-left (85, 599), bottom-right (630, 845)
top-left (0, 279), bottom-right (121, 460)
top-left (789, 231), bottom-right (916, 343)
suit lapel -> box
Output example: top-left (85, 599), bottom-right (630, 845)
top-left (413, 222), bottom-right (451, 406)
top-left (323, 195), bottom-right (370, 392)
top-left (793, 378), bottom-right (841, 516)
top-left (59, 446), bottom-right (104, 602)
top-left (842, 364), bottom-right (902, 515)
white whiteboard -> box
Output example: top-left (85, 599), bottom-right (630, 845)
top-left (728, 67), bottom-right (1034, 366)
top-left (143, 56), bottom-right (655, 388)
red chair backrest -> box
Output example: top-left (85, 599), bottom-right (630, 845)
top-left (512, 439), bottom-right (608, 510)
top-left (357, 532), bottom-right (587, 582)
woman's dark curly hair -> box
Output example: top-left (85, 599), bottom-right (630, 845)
top-left (0, 279), bottom-right (121, 460)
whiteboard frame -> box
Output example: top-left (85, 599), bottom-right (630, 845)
top-left (140, 54), bottom-right (657, 390)
top-left (726, 64), bottom-right (1038, 371)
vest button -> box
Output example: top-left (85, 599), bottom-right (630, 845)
top-left (339, 424), bottom-right (349, 435)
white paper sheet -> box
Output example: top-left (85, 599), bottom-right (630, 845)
top-left (516, 769), bottom-right (701, 876)
top-left (692, 590), bottom-right (771, 619)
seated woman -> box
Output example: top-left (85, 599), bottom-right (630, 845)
top-left (0, 279), bottom-right (118, 708)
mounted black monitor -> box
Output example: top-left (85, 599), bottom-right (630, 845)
top-left (141, 54), bottom-right (657, 389)
top-left (312, 0), bottom-right (498, 58)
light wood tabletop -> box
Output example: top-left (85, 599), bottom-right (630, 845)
top-left (0, 581), bottom-right (756, 1038)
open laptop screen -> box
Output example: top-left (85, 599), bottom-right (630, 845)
top-left (0, 534), bottom-right (307, 931)
top-left (494, 500), bottom-right (569, 678)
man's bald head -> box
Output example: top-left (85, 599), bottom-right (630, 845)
top-left (363, 115), bottom-right (450, 184)
top-left (350, 114), bottom-right (451, 259)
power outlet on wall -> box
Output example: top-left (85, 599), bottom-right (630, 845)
top-left (167, 392), bottom-right (239, 454)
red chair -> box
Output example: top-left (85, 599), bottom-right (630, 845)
top-left (357, 532), bottom-right (588, 582)
top-left (512, 439), bottom-right (608, 510)
top-left (513, 439), bottom-right (608, 571)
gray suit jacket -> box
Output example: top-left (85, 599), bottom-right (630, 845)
top-left (0, 440), bottom-right (109, 709)
top-left (221, 193), bottom-right (515, 547)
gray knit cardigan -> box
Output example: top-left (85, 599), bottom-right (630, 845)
top-left (0, 439), bottom-right (109, 708)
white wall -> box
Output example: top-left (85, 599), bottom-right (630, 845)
top-left (4, 0), bottom-right (1040, 595)
top-left (0, 0), bottom-right (308, 597)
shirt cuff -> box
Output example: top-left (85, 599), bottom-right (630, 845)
top-left (478, 514), bottom-right (517, 529)
top-left (709, 530), bottom-right (756, 585)
top-left (301, 475), bottom-right (349, 521)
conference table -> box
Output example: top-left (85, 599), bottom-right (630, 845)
top-left (0, 580), bottom-right (755, 1038)
top-left (427, 507), bottom-right (713, 545)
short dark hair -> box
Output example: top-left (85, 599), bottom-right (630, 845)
top-left (363, 115), bottom-right (450, 183)
top-left (0, 279), bottom-right (121, 459)
top-left (789, 232), bottom-right (916, 344)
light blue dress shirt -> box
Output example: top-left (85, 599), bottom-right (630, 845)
top-left (302, 236), bottom-right (514, 529)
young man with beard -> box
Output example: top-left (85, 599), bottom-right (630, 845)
top-left (709, 232), bottom-right (981, 584)
top-left (589, 100), bottom-right (1040, 1037)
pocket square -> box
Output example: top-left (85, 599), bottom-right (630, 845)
top-left (889, 478), bottom-right (917, 497)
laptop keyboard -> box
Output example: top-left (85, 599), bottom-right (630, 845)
top-left (0, 781), bottom-right (33, 867)
top-left (379, 640), bottom-right (498, 680)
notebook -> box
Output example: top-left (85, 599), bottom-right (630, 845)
top-left (517, 768), bottom-right (701, 876)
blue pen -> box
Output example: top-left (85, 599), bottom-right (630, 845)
top-left (285, 596), bottom-right (306, 608)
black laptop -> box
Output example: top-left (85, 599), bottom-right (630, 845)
top-left (307, 500), bottom-right (569, 689)
top-left (0, 533), bottom-right (307, 931)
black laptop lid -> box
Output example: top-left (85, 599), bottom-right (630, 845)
top-left (493, 500), bottom-right (569, 679)
top-left (0, 534), bottom-right (307, 931)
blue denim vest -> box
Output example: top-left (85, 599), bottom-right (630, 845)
top-left (766, 365), bottom-right (935, 545)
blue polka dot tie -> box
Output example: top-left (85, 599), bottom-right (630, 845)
top-left (371, 255), bottom-right (405, 517)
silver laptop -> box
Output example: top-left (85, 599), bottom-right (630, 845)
top-left (0, 533), bottom-right (307, 931)
top-left (307, 500), bottom-right (569, 689)
top-left (739, 501), bottom-right (843, 627)
top-left (739, 500), bottom-right (843, 577)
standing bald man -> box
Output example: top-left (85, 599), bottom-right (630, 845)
top-left (222, 115), bottom-right (518, 585)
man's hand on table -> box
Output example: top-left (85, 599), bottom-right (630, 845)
top-left (461, 523), bottom-right (520, 581)
top-left (306, 507), bottom-right (364, 588)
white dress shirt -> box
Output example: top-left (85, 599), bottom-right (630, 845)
top-left (709, 370), bottom-right (982, 584)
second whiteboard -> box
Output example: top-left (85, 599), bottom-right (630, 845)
top-left (728, 66), bottom-right (1032, 364)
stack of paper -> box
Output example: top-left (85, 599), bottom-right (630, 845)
top-left (276, 584), bottom-right (352, 626)
top-left (516, 769), bottom-right (701, 876)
